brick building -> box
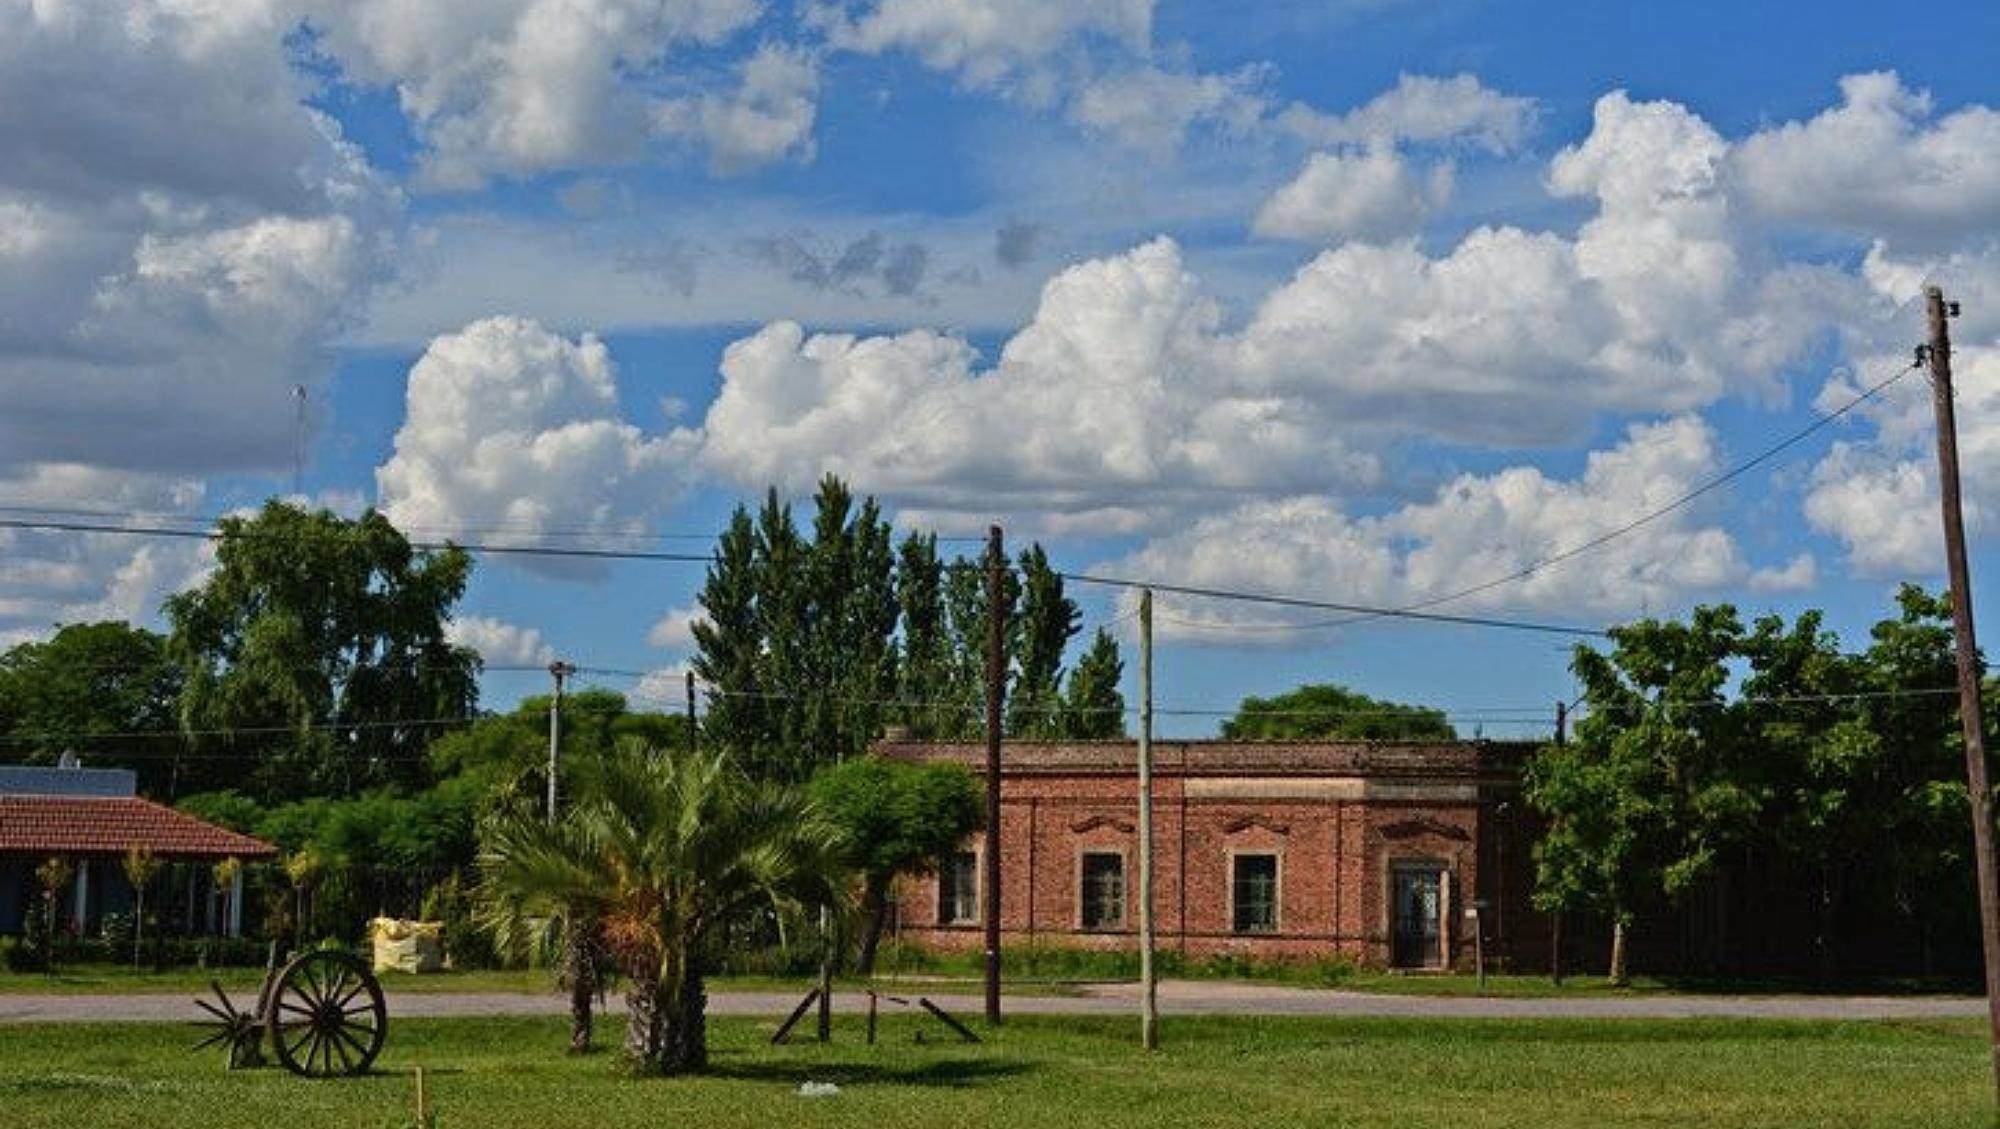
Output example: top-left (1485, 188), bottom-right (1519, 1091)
top-left (879, 738), bottom-right (1537, 971)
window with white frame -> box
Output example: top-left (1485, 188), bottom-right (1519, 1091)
top-left (1232, 853), bottom-right (1278, 933)
top-left (1079, 852), bottom-right (1125, 929)
top-left (938, 849), bottom-right (978, 925)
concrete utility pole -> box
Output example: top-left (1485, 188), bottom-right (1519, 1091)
top-left (1923, 286), bottom-right (2000, 1106)
top-left (1551, 700), bottom-right (1567, 986)
top-left (685, 670), bottom-right (697, 754)
top-left (546, 660), bottom-right (575, 823)
top-left (1138, 588), bottom-right (1158, 1050)
top-left (983, 524), bottom-right (1006, 1025)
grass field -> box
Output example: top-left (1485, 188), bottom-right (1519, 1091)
top-left (0, 1012), bottom-right (1989, 1128)
top-left (2, 961), bottom-right (1978, 1003)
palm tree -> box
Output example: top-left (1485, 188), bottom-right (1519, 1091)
top-left (477, 740), bottom-right (848, 1074)
top-left (479, 828), bottom-right (608, 1055)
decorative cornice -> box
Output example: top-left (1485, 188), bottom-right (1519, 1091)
top-left (1222, 814), bottom-right (1290, 836)
top-left (1376, 817), bottom-right (1471, 842)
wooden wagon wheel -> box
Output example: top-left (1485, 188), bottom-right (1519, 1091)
top-left (190, 980), bottom-right (265, 1068)
top-left (266, 950), bottom-right (388, 1077)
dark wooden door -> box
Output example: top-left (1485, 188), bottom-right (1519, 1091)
top-left (1392, 867), bottom-right (1442, 969)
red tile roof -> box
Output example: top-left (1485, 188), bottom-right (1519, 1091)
top-left (0, 796), bottom-right (276, 859)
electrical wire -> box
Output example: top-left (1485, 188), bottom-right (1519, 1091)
top-left (0, 676), bottom-right (1963, 751)
top-left (1059, 572), bottom-right (1606, 638)
top-left (1159, 359), bottom-right (1928, 635)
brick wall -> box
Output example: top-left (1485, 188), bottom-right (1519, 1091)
top-left (882, 740), bottom-right (1515, 969)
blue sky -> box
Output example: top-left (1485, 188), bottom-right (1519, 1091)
top-left (3, 1), bottom-right (1999, 738)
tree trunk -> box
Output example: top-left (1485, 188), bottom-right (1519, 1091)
top-left (630, 940), bottom-right (710, 1075)
top-left (856, 872), bottom-right (892, 975)
top-left (624, 974), bottom-right (660, 1064)
top-left (564, 921), bottom-right (597, 1054)
top-left (1608, 919), bottom-right (1629, 986)
top-left (667, 966), bottom-right (707, 1073)
top-left (1815, 863), bottom-right (1837, 984)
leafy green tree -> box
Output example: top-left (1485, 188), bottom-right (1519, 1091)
top-left (1854, 585), bottom-right (1982, 961)
top-left (477, 743), bottom-right (848, 1074)
top-left (1061, 628), bottom-right (1127, 738)
top-left (0, 622), bottom-right (184, 794)
top-left (427, 690), bottom-right (680, 818)
top-left (1008, 545), bottom-right (1080, 738)
top-left (1527, 606), bottom-right (1754, 983)
top-left (1738, 609), bottom-right (1876, 978)
top-left (1220, 683), bottom-right (1453, 741)
top-left (166, 502), bottom-right (479, 802)
top-left (175, 790), bottom-right (267, 833)
top-left (809, 756), bottom-right (983, 972)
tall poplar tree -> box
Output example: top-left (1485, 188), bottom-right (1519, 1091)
top-left (1061, 628), bottom-right (1127, 739)
top-left (1008, 545), bottom-right (1079, 738)
top-left (691, 509), bottom-right (765, 753)
top-left (893, 533), bottom-right (956, 738)
top-left (693, 478), bottom-right (897, 779)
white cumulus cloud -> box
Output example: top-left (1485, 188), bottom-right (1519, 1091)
top-left (1799, 239), bottom-right (2000, 576)
top-left (821, 0), bottom-right (1152, 94)
top-left (0, 2), bottom-right (397, 478)
top-left (1099, 417), bottom-right (1793, 639)
top-left (693, 91), bottom-right (1840, 531)
top-left (1731, 72), bottom-right (2000, 249)
top-left (1068, 65), bottom-right (1269, 154)
top-left (1253, 147), bottom-right (1452, 244)
top-left (375, 317), bottom-right (701, 575)
top-left (647, 606), bottom-right (702, 650)
top-left (692, 237), bottom-right (1379, 531)
top-left (446, 615), bottom-right (556, 666)
top-left (1280, 73), bottom-right (1537, 153)
top-left (655, 44), bottom-right (821, 173)
top-left (0, 466), bottom-right (213, 644)
top-left (305, 0), bottom-right (771, 187)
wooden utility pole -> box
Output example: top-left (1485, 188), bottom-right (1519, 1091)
top-left (983, 525), bottom-right (1006, 1025)
top-left (546, 660), bottom-right (575, 823)
top-left (1924, 286), bottom-right (2000, 1104)
top-left (1138, 589), bottom-right (1158, 1050)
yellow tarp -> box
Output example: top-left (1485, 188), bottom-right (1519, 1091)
top-left (368, 917), bottom-right (444, 973)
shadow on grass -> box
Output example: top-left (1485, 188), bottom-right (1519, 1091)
top-left (704, 1056), bottom-right (1031, 1089)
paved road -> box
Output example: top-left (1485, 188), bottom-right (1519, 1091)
top-left (0, 980), bottom-right (1984, 1024)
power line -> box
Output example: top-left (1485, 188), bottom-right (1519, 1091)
top-left (1316, 359), bottom-right (1926, 632)
top-left (1060, 572), bottom-right (1606, 638)
top-left (1113, 359), bottom-right (1927, 636)
top-left (0, 349), bottom-right (1927, 651)
top-left (0, 502), bottom-right (992, 547)
top-left (0, 515), bottom-right (719, 564)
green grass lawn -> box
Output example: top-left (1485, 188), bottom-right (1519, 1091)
top-left (0, 1012), bottom-right (1989, 1128)
top-left (2, 961), bottom-right (1979, 1005)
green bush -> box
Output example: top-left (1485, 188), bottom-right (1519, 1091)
top-left (420, 872), bottom-right (498, 970)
